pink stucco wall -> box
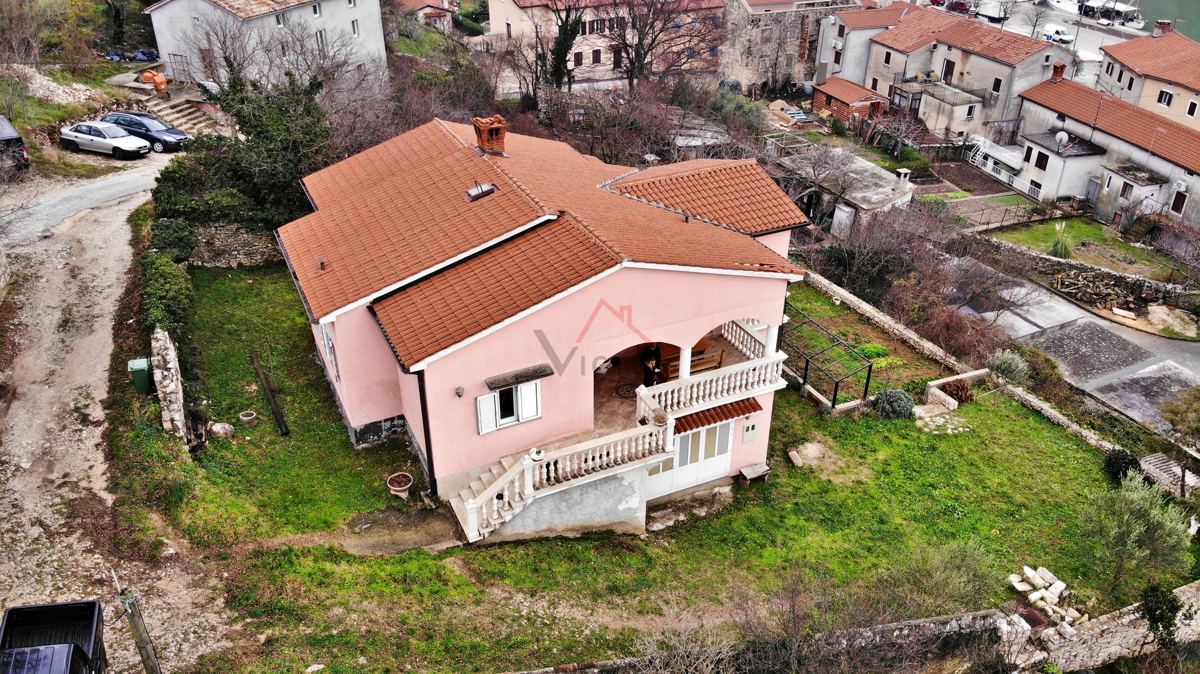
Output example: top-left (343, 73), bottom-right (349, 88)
top-left (731, 392), bottom-right (774, 474)
top-left (419, 266), bottom-right (791, 481)
top-left (755, 231), bottom-right (792, 259)
top-left (314, 305), bottom-right (405, 428)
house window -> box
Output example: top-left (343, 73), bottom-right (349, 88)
top-left (1034, 151), bottom-right (1049, 170)
top-left (348, 0), bottom-right (356, 6)
top-left (837, 23), bottom-right (845, 38)
top-left (1105, 62), bottom-right (1113, 76)
top-left (1023, 146), bottom-right (1032, 163)
top-left (824, 93), bottom-right (833, 106)
top-left (1172, 190), bottom-right (1188, 214)
top-left (1105, 175), bottom-right (1113, 190)
top-left (1127, 77), bottom-right (1134, 91)
top-left (318, 325), bottom-right (339, 381)
top-left (591, 19), bottom-right (604, 33)
top-left (1189, 101), bottom-right (1199, 118)
top-left (992, 77), bottom-right (1002, 94)
top-left (192, 15), bottom-right (200, 23)
top-left (535, 23), bottom-right (543, 32)
top-left (315, 29), bottom-right (327, 49)
top-left (574, 51), bottom-right (583, 67)
top-left (966, 104), bottom-right (976, 119)
top-left (785, 54), bottom-right (795, 68)
top-left (871, 77), bottom-right (878, 91)
top-left (506, 21), bottom-right (512, 38)
top-left (613, 47), bottom-right (623, 69)
top-left (477, 381), bottom-right (541, 434)
top-left (1158, 90), bottom-right (1174, 107)
top-left (759, 57), bottom-right (770, 70)
top-left (709, 45), bottom-right (718, 57)
top-left (275, 13), bottom-right (284, 25)
top-left (883, 50), bottom-right (892, 65)
top-left (1044, 54), bottom-right (1050, 63)
top-left (1117, 69), bottom-right (1124, 83)
top-left (1120, 181), bottom-right (1133, 200)
top-left (280, 42), bottom-right (288, 57)
top-left (833, 50), bottom-right (842, 65)
top-left (313, 2), bottom-right (321, 16)
top-left (351, 19), bottom-right (359, 36)
top-left (593, 49), bottom-right (602, 64)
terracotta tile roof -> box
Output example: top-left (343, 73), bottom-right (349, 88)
top-left (871, 6), bottom-right (1051, 65)
top-left (1020, 76), bottom-right (1200, 175)
top-left (836, 2), bottom-right (917, 29)
top-left (607, 158), bottom-right (809, 234)
top-left (1101, 30), bottom-right (1200, 93)
top-left (372, 212), bottom-right (621, 366)
top-left (395, 0), bottom-right (445, 11)
top-left (674, 397), bottom-right (763, 433)
top-left (145, 0), bottom-right (310, 19)
top-left (277, 121), bottom-right (549, 320)
top-left (814, 76), bottom-right (889, 105)
top-left (280, 118), bottom-right (804, 366)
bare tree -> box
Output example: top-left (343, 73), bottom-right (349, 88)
top-left (759, 14), bottom-right (805, 96)
top-left (631, 600), bottom-right (736, 674)
top-left (777, 145), bottom-right (858, 210)
top-left (1023, 2), bottom-right (1054, 38)
top-left (0, 0), bottom-right (49, 66)
top-left (595, 0), bottom-right (724, 89)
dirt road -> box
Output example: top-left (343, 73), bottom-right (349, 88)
top-left (0, 191), bottom-right (231, 672)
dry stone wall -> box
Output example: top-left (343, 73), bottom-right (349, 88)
top-left (190, 223), bottom-right (281, 268)
top-left (150, 327), bottom-right (185, 437)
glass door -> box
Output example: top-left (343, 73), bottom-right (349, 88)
top-left (646, 422), bottom-right (732, 500)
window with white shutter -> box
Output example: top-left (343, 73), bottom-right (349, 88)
top-left (477, 380), bottom-right (542, 434)
top-left (318, 324), bottom-right (339, 381)
top-left (477, 393), bottom-right (499, 434)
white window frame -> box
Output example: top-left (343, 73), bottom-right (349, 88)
top-left (315, 28), bottom-right (327, 50)
top-left (477, 380), bottom-right (542, 434)
top-left (1189, 100), bottom-right (1198, 118)
top-left (275, 13), bottom-right (284, 26)
top-left (965, 104), bottom-right (976, 120)
top-left (348, 0), bottom-right (356, 6)
top-left (318, 324), bottom-right (339, 381)
top-left (351, 19), bottom-right (360, 36)
top-left (1158, 89), bottom-right (1174, 107)
top-left (313, 2), bottom-right (322, 16)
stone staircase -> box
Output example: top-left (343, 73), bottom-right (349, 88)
top-left (1140, 453), bottom-right (1200, 497)
top-left (141, 97), bottom-right (219, 136)
top-left (448, 454), bottom-right (526, 542)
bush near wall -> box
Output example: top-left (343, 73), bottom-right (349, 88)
top-left (141, 252), bottom-right (193, 333)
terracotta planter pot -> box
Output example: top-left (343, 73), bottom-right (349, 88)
top-left (238, 410), bottom-right (258, 427)
top-left (387, 472), bottom-right (414, 498)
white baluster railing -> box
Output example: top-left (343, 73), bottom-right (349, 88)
top-left (722, 320), bottom-right (767, 360)
top-left (529, 422), bottom-right (670, 491)
top-left (647, 351), bottom-right (787, 415)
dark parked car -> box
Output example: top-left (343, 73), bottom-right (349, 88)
top-left (100, 111), bottom-right (190, 153)
top-left (0, 115), bottom-right (31, 175)
top-left (0, 601), bottom-right (107, 674)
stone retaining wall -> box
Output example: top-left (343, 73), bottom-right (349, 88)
top-left (925, 369), bottom-right (991, 410)
top-left (190, 223), bottom-right (281, 268)
top-left (150, 327), bottom-right (185, 437)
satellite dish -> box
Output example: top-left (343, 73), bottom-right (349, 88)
top-left (1055, 131), bottom-right (1070, 146)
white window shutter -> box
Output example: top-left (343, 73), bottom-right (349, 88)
top-left (517, 380), bottom-right (541, 421)
top-left (477, 393), bottom-right (499, 434)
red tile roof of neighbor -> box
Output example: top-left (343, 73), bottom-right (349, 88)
top-left (277, 120), bottom-right (804, 366)
top-left (1101, 29), bottom-right (1200, 93)
top-left (836, 2), bottom-right (918, 30)
top-left (814, 76), bottom-right (889, 105)
top-left (871, 5), bottom-right (1052, 65)
top-left (144, 0), bottom-right (308, 19)
top-left (1020, 76), bottom-right (1200, 176)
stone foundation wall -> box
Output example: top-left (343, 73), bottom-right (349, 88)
top-left (150, 327), bottom-right (185, 437)
top-left (191, 223), bottom-right (281, 268)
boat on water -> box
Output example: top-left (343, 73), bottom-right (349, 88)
top-left (1083, 0), bottom-right (1145, 29)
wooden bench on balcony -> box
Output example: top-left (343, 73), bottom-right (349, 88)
top-left (660, 337), bottom-right (723, 380)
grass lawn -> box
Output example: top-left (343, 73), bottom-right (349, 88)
top-left (131, 264), bottom-right (1195, 672)
top-left (987, 194), bottom-right (1029, 207)
top-left (170, 265), bottom-right (419, 546)
top-left (991, 217), bottom-right (1182, 281)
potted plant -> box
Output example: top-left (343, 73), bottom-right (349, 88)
top-left (387, 472), bottom-right (414, 498)
top-left (652, 411), bottom-right (669, 427)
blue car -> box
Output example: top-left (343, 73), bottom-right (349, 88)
top-left (101, 111), bottom-right (190, 152)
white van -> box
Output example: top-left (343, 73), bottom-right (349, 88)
top-left (1043, 24), bottom-right (1075, 43)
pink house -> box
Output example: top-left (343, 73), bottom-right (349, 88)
top-left (276, 116), bottom-right (808, 542)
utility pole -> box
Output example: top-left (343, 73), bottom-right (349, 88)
top-left (112, 571), bottom-right (164, 674)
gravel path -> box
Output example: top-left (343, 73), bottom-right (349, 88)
top-left (0, 192), bottom-right (232, 672)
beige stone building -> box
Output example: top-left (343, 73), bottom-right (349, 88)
top-left (1097, 20), bottom-right (1200, 133)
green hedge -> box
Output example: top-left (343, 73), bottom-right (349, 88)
top-left (142, 252), bottom-right (194, 333)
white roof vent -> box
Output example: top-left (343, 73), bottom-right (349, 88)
top-left (467, 182), bottom-right (498, 201)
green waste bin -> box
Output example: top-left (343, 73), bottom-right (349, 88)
top-left (128, 358), bottom-right (152, 395)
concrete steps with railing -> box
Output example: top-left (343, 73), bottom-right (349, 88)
top-left (142, 97), bottom-right (218, 136)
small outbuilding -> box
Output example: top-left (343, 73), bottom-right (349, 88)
top-left (812, 76), bottom-right (889, 126)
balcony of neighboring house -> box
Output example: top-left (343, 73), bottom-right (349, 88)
top-left (450, 319), bottom-right (786, 542)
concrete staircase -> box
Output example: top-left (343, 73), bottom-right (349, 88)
top-left (141, 97), bottom-right (218, 136)
top-left (448, 453), bottom-right (528, 542)
top-left (1141, 453), bottom-right (1200, 497)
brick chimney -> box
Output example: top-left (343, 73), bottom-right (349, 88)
top-left (967, 10), bottom-right (976, 20)
top-left (1050, 61), bottom-right (1066, 83)
top-left (1153, 20), bottom-right (1173, 37)
top-left (473, 115), bottom-right (508, 154)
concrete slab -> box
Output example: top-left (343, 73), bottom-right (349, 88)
top-left (1031, 321), bottom-right (1154, 384)
top-left (1092, 360), bottom-right (1200, 424)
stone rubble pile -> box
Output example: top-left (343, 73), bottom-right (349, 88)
top-left (1009, 566), bottom-right (1089, 645)
top-left (150, 327), bottom-right (186, 438)
top-left (1052, 270), bottom-right (1150, 312)
top-left (1, 65), bottom-right (101, 106)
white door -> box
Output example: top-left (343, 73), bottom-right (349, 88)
top-left (646, 421), bottom-right (733, 500)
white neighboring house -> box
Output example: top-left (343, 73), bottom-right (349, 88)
top-left (145, 0), bottom-right (388, 82)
